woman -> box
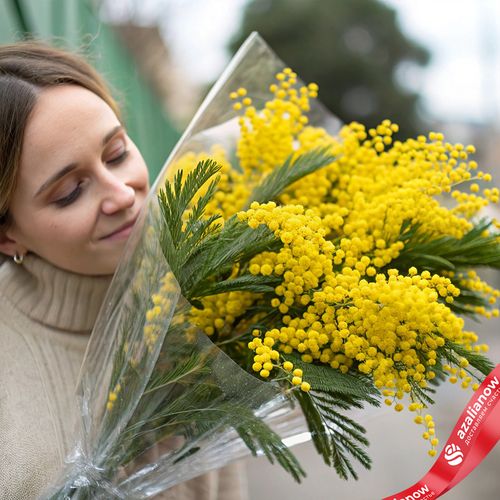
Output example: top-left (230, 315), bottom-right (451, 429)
top-left (0, 41), bottom-right (245, 499)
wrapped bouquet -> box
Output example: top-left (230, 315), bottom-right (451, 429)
top-left (43, 33), bottom-right (499, 498)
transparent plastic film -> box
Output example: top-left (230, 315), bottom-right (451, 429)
top-left (152, 32), bottom-right (342, 195)
top-left (41, 197), bottom-right (301, 499)
top-left (42, 33), bottom-right (323, 499)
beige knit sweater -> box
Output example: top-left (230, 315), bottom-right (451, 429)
top-left (0, 255), bottom-right (246, 500)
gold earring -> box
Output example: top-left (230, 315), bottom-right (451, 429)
top-left (13, 252), bottom-right (24, 265)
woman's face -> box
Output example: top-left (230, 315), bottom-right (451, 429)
top-left (1, 84), bottom-right (149, 275)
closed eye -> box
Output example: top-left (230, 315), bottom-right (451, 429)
top-left (53, 145), bottom-right (129, 207)
top-left (107, 150), bottom-right (130, 166)
top-left (54, 182), bottom-right (83, 207)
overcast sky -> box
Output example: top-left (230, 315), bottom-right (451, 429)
top-left (382, 0), bottom-right (500, 125)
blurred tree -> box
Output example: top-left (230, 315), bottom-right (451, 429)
top-left (230, 0), bottom-right (431, 137)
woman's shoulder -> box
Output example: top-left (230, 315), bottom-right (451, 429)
top-left (0, 264), bottom-right (86, 497)
top-left (0, 321), bottom-right (72, 499)
top-left (0, 257), bottom-right (90, 390)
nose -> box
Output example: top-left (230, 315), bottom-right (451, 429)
top-left (100, 172), bottom-right (136, 215)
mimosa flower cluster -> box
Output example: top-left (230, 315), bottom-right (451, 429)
top-left (163, 68), bottom-right (499, 455)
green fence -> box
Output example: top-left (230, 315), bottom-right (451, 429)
top-left (0, 0), bottom-right (180, 180)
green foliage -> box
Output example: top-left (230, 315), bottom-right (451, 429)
top-left (447, 285), bottom-right (492, 320)
top-left (285, 353), bottom-right (380, 405)
top-left (158, 159), bottom-right (223, 295)
top-left (284, 353), bottom-right (379, 479)
top-left (230, 405), bottom-right (306, 482)
top-left (248, 147), bottom-right (335, 206)
top-left (186, 221), bottom-right (279, 301)
top-left (393, 219), bottom-right (500, 272)
top-left (439, 340), bottom-right (495, 377)
top-left (143, 354), bottom-right (211, 396)
top-left (198, 274), bottom-right (281, 297)
top-left (123, 348), bottom-right (306, 482)
top-left (160, 398), bottom-right (306, 481)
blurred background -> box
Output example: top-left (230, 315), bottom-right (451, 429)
top-left (1, 0), bottom-right (498, 498)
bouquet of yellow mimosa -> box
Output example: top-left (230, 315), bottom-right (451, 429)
top-left (43, 33), bottom-right (499, 499)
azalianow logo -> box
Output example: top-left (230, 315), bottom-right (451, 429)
top-left (444, 443), bottom-right (464, 466)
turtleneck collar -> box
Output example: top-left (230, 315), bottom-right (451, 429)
top-left (0, 254), bottom-right (112, 333)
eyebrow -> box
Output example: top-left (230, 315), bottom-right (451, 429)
top-left (102, 125), bottom-right (123, 146)
top-left (35, 125), bottom-right (124, 197)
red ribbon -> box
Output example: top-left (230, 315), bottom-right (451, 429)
top-left (383, 364), bottom-right (500, 500)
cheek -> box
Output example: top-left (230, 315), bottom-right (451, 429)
top-left (25, 210), bottom-right (95, 248)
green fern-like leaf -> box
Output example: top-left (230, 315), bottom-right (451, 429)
top-left (282, 354), bottom-right (379, 479)
top-left (248, 147), bottom-right (335, 206)
top-left (294, 390), bottom-right (372, 480)
top-left (232, 405), bottom-right (306, 482)
top-left (446, 284), bottom-right (493, 319)
top-left (187, 220), bottom-right (280, 299)
top-left (283, 353), bottom-right (380, 405)
top-left (197, 274), bottom-right (281, 297)
top-left (392, 218), bottom-right (500, 272)
top-left (157, 401), bottom-right (306, 483)
top-left (157, 159), bottom-right (223, 291)
top-left (144, 354), bottom-right (211, 396)
top-left (439, 339), bottom-right (494, 377)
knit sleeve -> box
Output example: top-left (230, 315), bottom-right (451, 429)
top-left (0, 298), bottom-right (87, 499)
top-left (0, 316), bottom-right (62, 498)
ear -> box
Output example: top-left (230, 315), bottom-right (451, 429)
top-left (0, 228), bottom-right (27, 258)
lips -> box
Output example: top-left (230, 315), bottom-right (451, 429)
top-left (100, 215), bottom-right (139, 240)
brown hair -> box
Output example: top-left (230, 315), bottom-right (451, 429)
top-left (0, 41), bottom-right (120, 226)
